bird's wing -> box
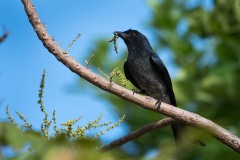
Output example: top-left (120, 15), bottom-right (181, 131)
top-left (124, 61), bottom-right (141, 90)
top-left (150, 52), bottom-right (177, 106)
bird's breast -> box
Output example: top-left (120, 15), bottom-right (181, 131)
top-left (127, 57), bottom-right (170, 103)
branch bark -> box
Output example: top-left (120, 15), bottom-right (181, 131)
top-left (21, 0), bottom-right (240, 153)
top-left (101, 118), bottom-right (176, 151)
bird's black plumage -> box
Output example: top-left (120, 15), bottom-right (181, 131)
top-left (115, 29), bottom-right (183, 143)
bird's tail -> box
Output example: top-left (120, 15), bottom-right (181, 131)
top-left (171, 123), bottom-right (205, 146)
top-left (171, 123), bottom-right (185, 144)
top-left (169, 94), bottom-right (186, 144)
top-left (169, 92), bottom-right (205, 146)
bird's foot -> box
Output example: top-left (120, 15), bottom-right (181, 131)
top-left (155, 100), bottom-right (162, 111)
top-left (132, 89), bottom-right (144, 95)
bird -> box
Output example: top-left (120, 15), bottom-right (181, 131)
top-left (114, 29), bottom-right (184, 144)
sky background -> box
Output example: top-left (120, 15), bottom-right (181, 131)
top-left (0, 0), bottom-right (213, 149)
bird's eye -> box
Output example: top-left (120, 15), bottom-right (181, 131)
top-left (132, 32), bottom-right (137, 36)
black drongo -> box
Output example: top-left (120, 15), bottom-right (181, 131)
top-left (115, 29), bottom-right (184, 144)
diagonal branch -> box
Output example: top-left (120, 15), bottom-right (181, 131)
top-left (21, 0), bottom-right (240, 153)
top-left (101, 118), bottom-right (176, 151)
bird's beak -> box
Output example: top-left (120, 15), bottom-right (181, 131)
top-left (114, 31), bottom-right (127, 39)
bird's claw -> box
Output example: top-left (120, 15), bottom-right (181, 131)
top-left (155, 100), bottom-right (161, 111)
top-left (132, 89), bottom-right (144, 95)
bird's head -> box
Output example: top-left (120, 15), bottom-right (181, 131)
top-left (114, 29), bottom-right (151, 50)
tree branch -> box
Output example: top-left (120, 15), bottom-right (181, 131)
top-left (21, 0), bottom-right (240, 153)
top-left (101, 118), bottom-right (176, 151)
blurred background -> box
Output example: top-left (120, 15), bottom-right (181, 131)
top-left (1, 0), bottom-right (240, 159)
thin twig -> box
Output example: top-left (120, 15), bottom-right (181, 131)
top-left (85, 53), bottom-right (94, 69)
top-left (97, 67), bottom-right (110, 79)
top-left (0, 31), bottom-right (9, 43)
top-left (66, 33), bottom-right (81, 52)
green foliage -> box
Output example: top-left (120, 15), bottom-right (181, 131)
top-left (98, 67), bottom-right (127, 87)
top-left (2, 70), bottom-right (125, 159)
top-left (110, 67), bottom-right (127, 87)
top-left (147, 0), bottom-right (240, 159)
top-left (6, 106), bottom-right (15, 125)
top-left (16, 111), bottom-right (32, 130)
top-left (150, 0), bottom-right (240, 127)
top-left (38, 70), bottom-right (51, 137)
top-left (0, 123), bottom-right (120, 160)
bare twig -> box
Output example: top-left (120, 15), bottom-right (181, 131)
top-left (85, 53), bottom-right (94, 69)
top-left (66, 33), bottom-right (81, 52)
top-left (0, 31), bottom-right (9, 43)
top-left (97, 67), bottom-right (110, 79)
top-left (21, 0), bottom-right (240, 153)
top-left (101, 118), bottom-right (176, 151)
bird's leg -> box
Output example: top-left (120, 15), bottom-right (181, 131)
top-left (132, 89), bottom-right (145, 95)
top-left (155, 90), bottom-right (164, 110)
top-left (155, 100), bottom-right (162, 111)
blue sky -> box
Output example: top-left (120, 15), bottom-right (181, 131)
top-left (0, 0), bottom-right (153, 142)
